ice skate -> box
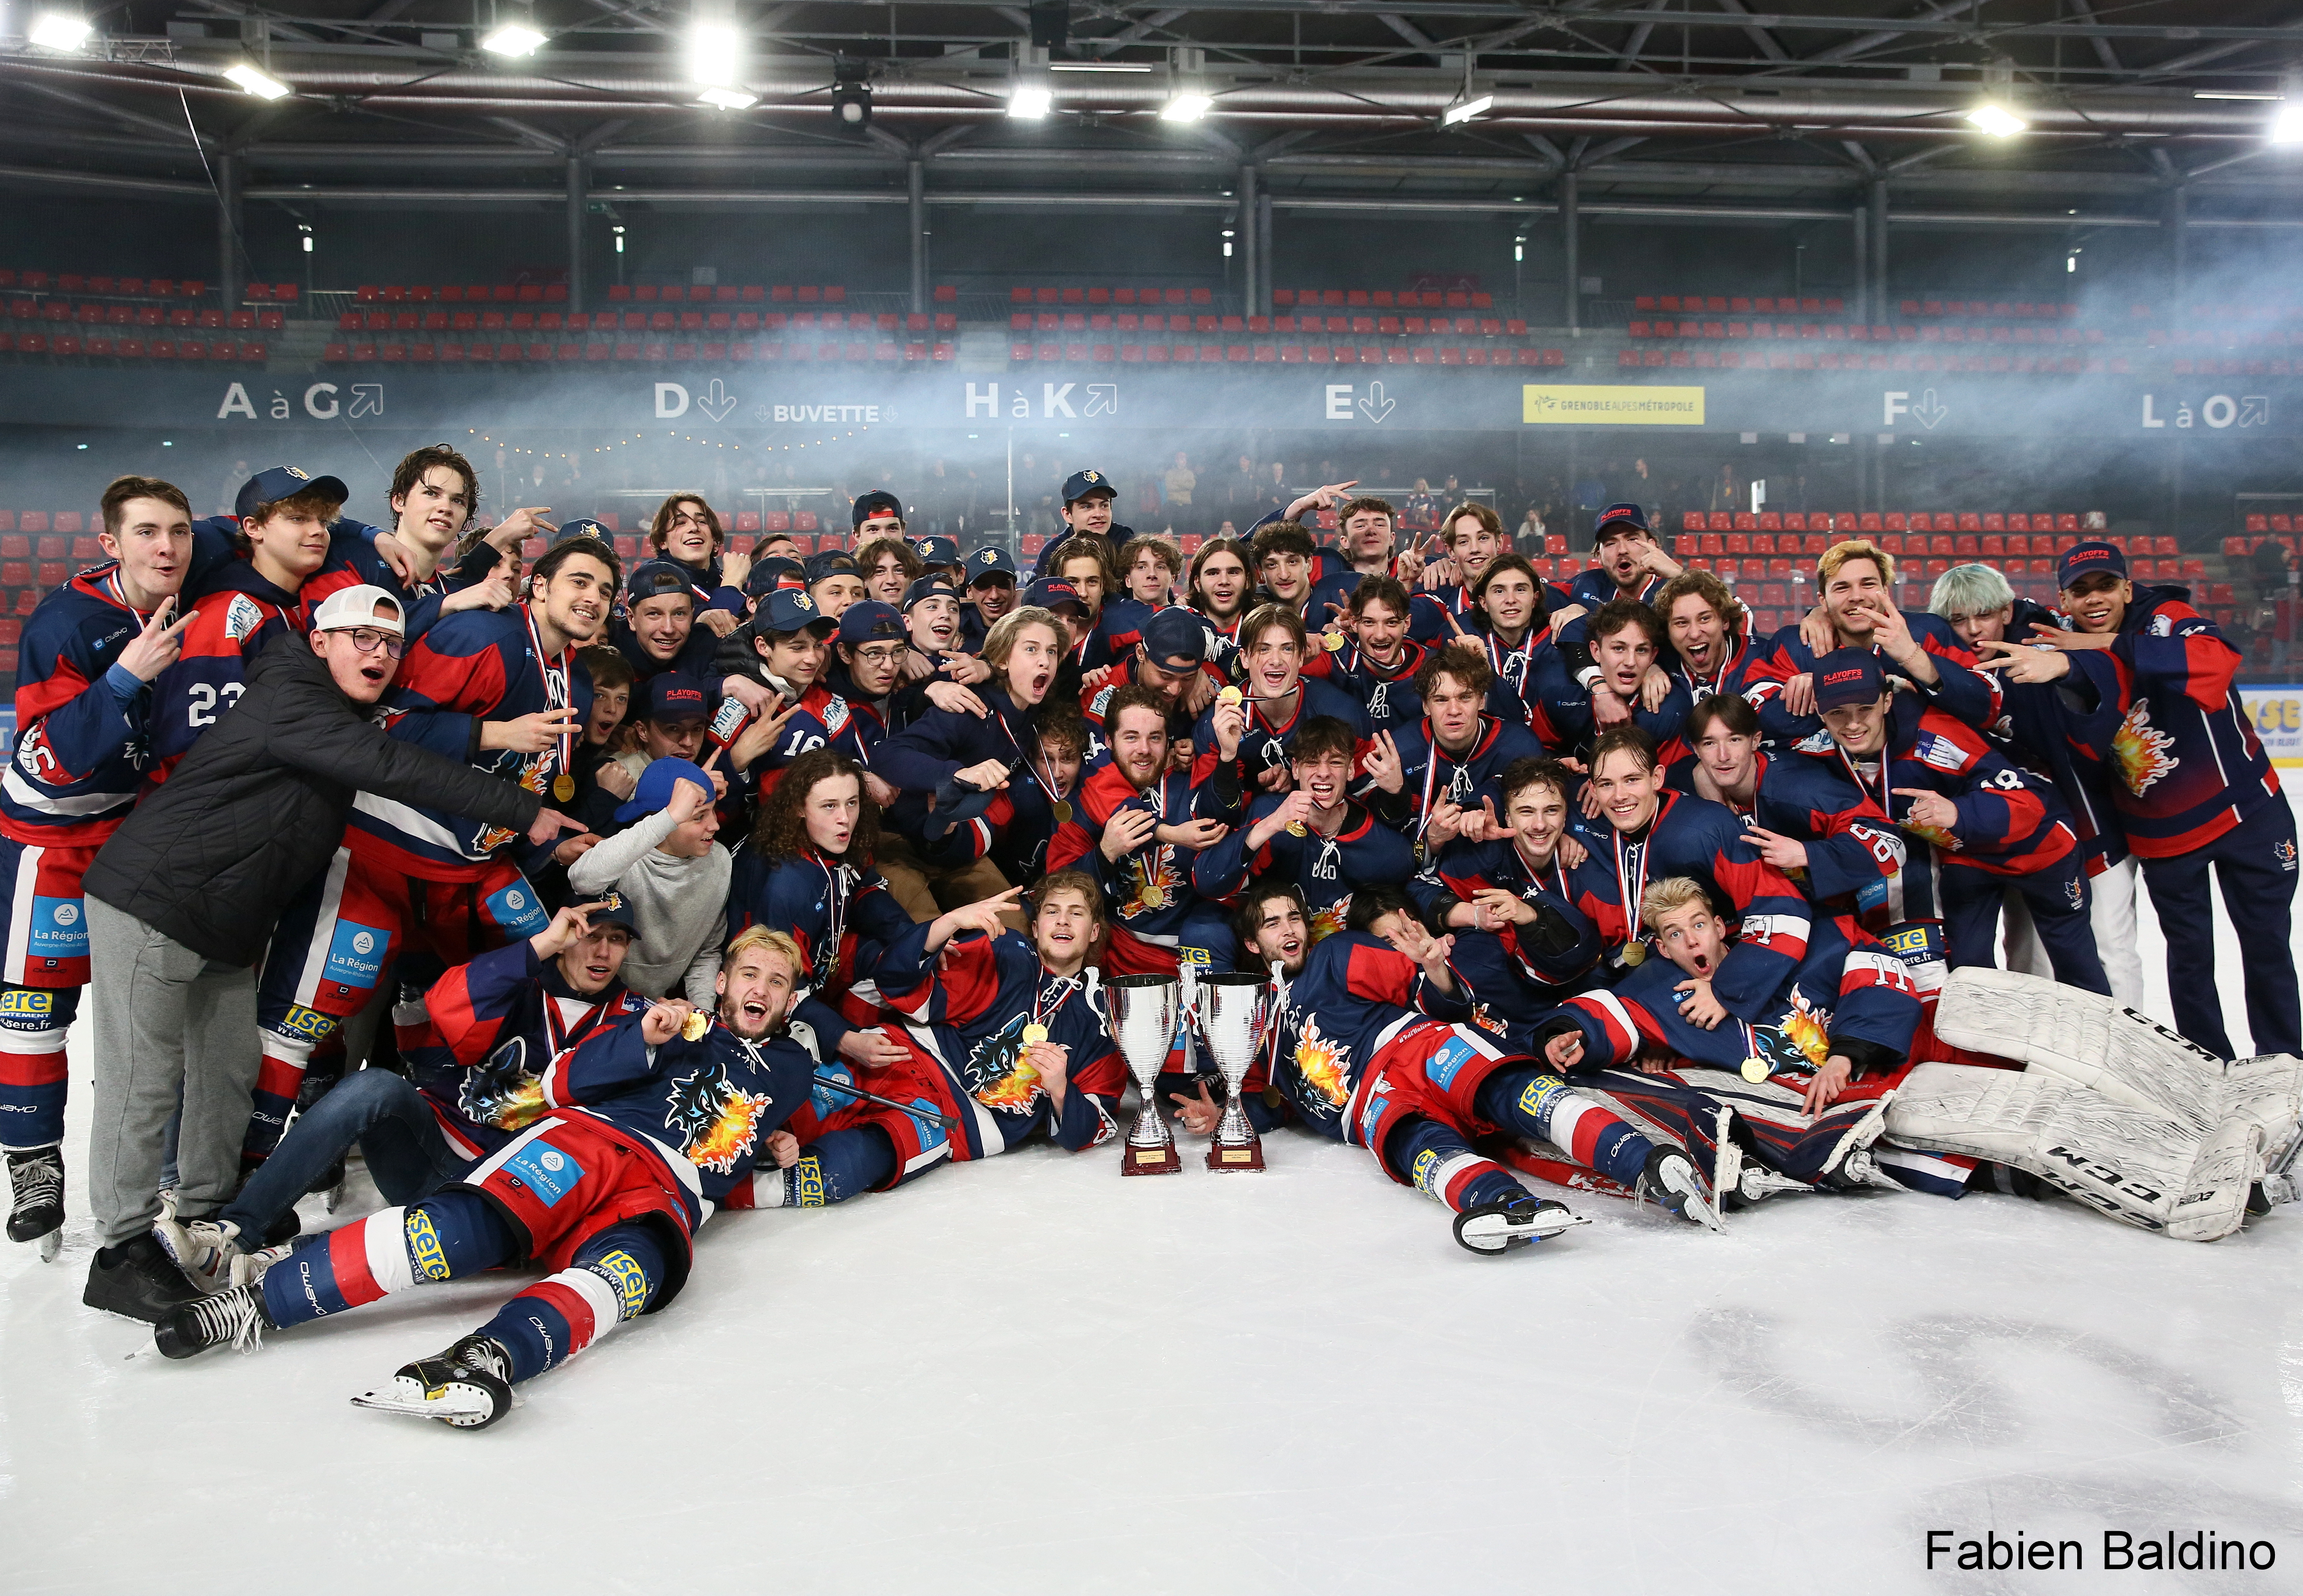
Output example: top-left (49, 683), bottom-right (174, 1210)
top-left (1638, 1147), bottom-right (1724, 1232)
top-left (1453, 1190), bottom-right (1590, 1255)
top-left (154, 1283), bottom-right (272, 1358)
top-left (352, 1337), bottom-right (513, 1430)
top-left (8, 1146), bottom-right (65, 1260)
top-left (152, 1213), bottom-right (289, 1292)
top-left (1828, 1144), bottom-right (1907, 1192)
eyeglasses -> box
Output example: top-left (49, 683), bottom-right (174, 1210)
top-left (334, 627), bottom-right (406, 659)
top-left (850, 645), bottom-right (906, 666)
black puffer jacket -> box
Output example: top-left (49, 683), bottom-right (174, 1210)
top-left (85, 631), bottom-right (542, 966)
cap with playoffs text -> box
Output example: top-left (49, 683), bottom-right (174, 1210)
top-left (1812, 648), bottom-right (1886, 712)
top-left (2057, 540), bottom-right (2128, 590)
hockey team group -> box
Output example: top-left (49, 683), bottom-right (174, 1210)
top-left (3, 442), bottom-right (2297, 1429)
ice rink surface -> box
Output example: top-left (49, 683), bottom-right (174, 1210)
top-left (7, 795), bottom-right (2303, 1594)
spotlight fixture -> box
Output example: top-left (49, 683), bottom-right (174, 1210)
top-left (28, 11), bottom-right (91, 51)
top-left (1161, 45), bottom-right (1211, 122)
top-left (1965, 62), bottom-right (2028, 138)
top-left (225, 62), bottom-right (292, 100)
top-left (831, 65), bottom-right (873, 128)
top-left (689, 20), bottom-right (742, 89)
top-left (481, 22), bottom-right (546, 58)
top-left (1441, 91), bottom-right (1494, 128)
top-left (1010, 49), bottom-right (1053, 120)
top-left (698, 86), bottom-right (758, 111)
top-left (2273, 72), bottom-right (2303, 144)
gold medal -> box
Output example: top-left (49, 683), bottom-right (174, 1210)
top-left (1217, 685), bottom-right (1243, 708)
top-left (1021, 1023), bottom-right (1048, 1046)
top-left (1741, 1057), bottom-right (1771, 1084)
top-left (1142, 886), bottom-right (1167, 910)
top-left (553, 772), bottom-right (576, 803)
top-left (681, 1009), bottom-right (710, 1041)
top-left (1285, 820), bottom-right (1307, 837)
top-left (1051, 800), bottom-right (1073, 825)
top-left (1622, 942), bottom-right (1646, 967)
top-left (1322, 631), bottom-right (1343, 652)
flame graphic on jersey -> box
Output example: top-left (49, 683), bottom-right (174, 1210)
top-left (960, 1020), bottom-right (1042, 1112)
top-left (1901, 816), bottom-right (1962, 854)
top-left (1310, 897), bottom-right (1350, 941)
top-left (1118, 846), bottom-right (1182, 919)
top-left (1774, 990), bottom-right (1833, 1072)
top-left (1292, 1015), bottom-right (1349, 1108)
top-left (682, 1085), bottom-right (772, 1175)
top-left (2111, 698), bottom-right (2179, 796)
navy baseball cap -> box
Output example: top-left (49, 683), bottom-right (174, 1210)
top-left (965, 545), bottom-right (1016, 583)
top-left (2058, 540), bottom-right (2128, 590)
top-left (804, 550), bottom-right (858, 584)
top-left (760, 588), bottom-right (836, 636)
top-left (901, 575), bottom-right (956, 613)
top-left (586, 890), bottom-right (643, 940)
top-left (1812, 648), bottom-right (1887, 713)
top-left (852, 489), bottom-right (904, 529)
top-left (615, 755), bottom-right (713, 825)
top-left (1025, 577), bottom-right (1087, 613)
top-left (627, 559), bottom-right (693, 603)
top-left (644, 672), bottom-right (708, 723)
top-left (1062, 468), bottom-right (1116, 504)
top-left (914, 535), bottom-right (959, 567)
top-left (745, 555), bottom-right (804, 599)
top-left (1141, 607), bottom-right (1208, 672)
top-left (838, 600), bottom-right (905, 646)
top-left (1593, 501), bottom-right (1651, 538)
top-left (236, 465), bottom-right (349, 521)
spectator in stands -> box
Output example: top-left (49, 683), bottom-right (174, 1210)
top-left (2249, 535), bottom-right (2295, 670)
top-left (1163, 452), bottom-right (1197, 538)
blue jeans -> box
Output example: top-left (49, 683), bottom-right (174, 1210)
top-left (218, 1070), bottom-right (466, 1242)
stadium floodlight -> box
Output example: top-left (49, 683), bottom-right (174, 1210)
top-left (1441, 92), bottom-right (1494, 128)
top-left (1965, 63), bottom-right (2027, 138)
top-left (225, 62), bottom-right (292, 100)
top-left (697, 86), bottom-right (758, 111)
top-left (689, 20), bottom-right (743, 89)
top-left (1162, 46), bottom-right (1211, 121)
top-left (481, 23), bottom-right (547, 58)
top-left (2274, 73), bottom-right (2303, 144)
top-left (831, 64), bottom-right (873, 127)
top-left (28, 12), bottom-right (92, 51)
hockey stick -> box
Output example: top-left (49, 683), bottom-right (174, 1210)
top-left (812, 1071), bottom-right (959, 1130)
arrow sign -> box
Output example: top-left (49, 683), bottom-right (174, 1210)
top-left (696, 378), bottom-right (737, 422)
top-left (1357, 381), bottom-right (1395, 424)
top-left (1084, 383), bottom-right (1119, 417)
top-left (2241, 394), bottom-right (2270, 427)
top-left (348, 383), bottom-right (384, 419)
top-left (1907, 387), bottom-right (1947, 429)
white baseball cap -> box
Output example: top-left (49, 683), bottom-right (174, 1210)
top-left (310, 584), bottom-right (406, 637)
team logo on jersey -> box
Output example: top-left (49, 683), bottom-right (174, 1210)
top-left (461, 1036), bottom-right (546, 1131)
top-left (1766, 990), bottom-right (1832, 1072)
top-left (1309, 897), bottom-right (1349, 941)
top-left (960, 1015), bottom-right (1042, 1112)
top-left (1290, 1016), bottom-right (1349, 1109)
top-left (2111, 698), bottom-right (2178, 796)
top-left (2278, 839), bottom-right (2298, 873)
top-left (1118, 846), bottom-right (1182, 918)
top-left (821, 695), bottom-right (850, 734)
top-left (664, 1063), bottom-right (770, 1175)
top-left (1366, 682), bottom-right (1392, 722)
top-left (1470, 1004), bottom-right (1508, 1039)
top-left (223, 593), bottom-right (266, 645)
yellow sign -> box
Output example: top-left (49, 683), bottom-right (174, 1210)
top-left (1522, 384), bottom-right (1706, 426)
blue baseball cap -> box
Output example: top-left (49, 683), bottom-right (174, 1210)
top-left (552, 516), bottom-right (617, 549)
top-left (851, 489), bottom-right (904, 529)
top-left (1812, 648), bottom-right (1887, 713)
top-left (1062, 468), bottom-right (1116, 504)
top-left (615, 755), bottom-right (713, 825)
top-left (901, 575), bottom-right (956, 613)
top-left (803, 550), bottom-right (858, 584)
top-left (1141, 607), bottom-right (1208, 672)
top-left (644, 672), bottom-right (708, 723)
top-left (965, 545), bottom-right (1016, 583)
top-left (837, 600), bottom-right (905, 646)
top-left (1025, 577), bottom-right (1087, 613)
top-left (627, 559), bottom-right (693, 603)
top-left (745, 555), bottom-right (804, 599)
top-left (2058, 540), bottom-right (2128, 590)
top-left (585, 890), bottom-right (643, 940)
top-left (760, 588), bottom-right (836, 636)
top-left (914, 535), bottom-right (959, 567)
top-left (236, 465), bottom-right (349, 521)
top-left (1593, 501), bottom-right (1651, 538)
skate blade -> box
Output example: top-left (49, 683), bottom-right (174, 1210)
top-left (324, 1181), bottom-right (347, 1215)
top-left (351, 1383), bottom-right (501, 1428)
top-left (39, 1229), bottom-right (60, 1262)
top-left (1458, 1209), bottom-right (1592, 1252)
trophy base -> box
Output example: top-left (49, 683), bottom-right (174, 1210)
top-left (1206, 1136), bottom-right (1265, 1173)
top-left (1122, 1140), bottom-right (1184, 1176)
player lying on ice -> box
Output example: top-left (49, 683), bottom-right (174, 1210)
top-left (149, 927), bottom-right (816, 1430)
top-left (1526, 875), bottom-right (1926, 1206)
top-left (1194, 881), bottom-right (1720, 1256)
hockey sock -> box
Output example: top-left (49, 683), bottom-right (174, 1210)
top-left (763, 1127), bottom-right (897, 1208)
top-left (243, 1034), bottom-right (313, 1168)
top-left (1478, 1068), bottom-right (1654, 1189)
top-left (1380, 1115), bottom-right (1524, 1214)
top-left (0, 984), bottom-right (76, 1152)
top-left (261, 1191), bottom-right (515, 1330)
top-left (476, 1221), bottom-right (669, 1383)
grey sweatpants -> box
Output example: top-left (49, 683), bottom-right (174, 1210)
top-left (84, 896), bottom-right (259, 1248)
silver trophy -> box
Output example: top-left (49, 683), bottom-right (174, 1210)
top-left (1099, 971), bottom-right (1183, 1176)
top-left (1198, 971), bottom-right (1272, 1172)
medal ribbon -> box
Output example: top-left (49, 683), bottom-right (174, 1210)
top-left (543, 992), bottom-right (611, 1058)
top-left (1612, 825), bottom-right (1650, 955)
top-left (814, 854), bottom-right (849, 991)
top-left (523, 603), bottom-right (574, 788)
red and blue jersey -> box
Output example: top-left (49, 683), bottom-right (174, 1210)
top-left (534, 1010), bottom-right (814, 1212)
top-left (2063, 587), bottom-right (2278, 859)
top-left (1190, 795), bottom-right (1416, 941)
top-left (350, 603), bottom-right (594, 879)
top-left (874, 925), bottom-right (1124, 1159)
top-left (1364, 713), bottom-right (1548, 839)
top-left (1665, 749), bottom-right (1906, 905)
top-left (1410, 835), bottom-right (1613, 989)
top-left (1307, 568), bottom-right (1455, 645)
top-left (1560, 567), bottom-right (1668, 612)
top-left (1991, 597), bottom-right (2128, 875)
top-left (1329, 638), bottom-right (1430, 738)
top-left (1188, 676), bottom-right (1372, 808)
top-left (1741, 610), bottom-right (2001, 746)
top-left (726, 845), bottom-right (915, 1027)
top-left (1049, 764), bottom-right (1212, 949)
top-left (1259, 929), bottom-right (1470, 1142)
top-left (3, 567), bottom-right (155, 846)
top-left (144, 563), bottom-right (303, 789)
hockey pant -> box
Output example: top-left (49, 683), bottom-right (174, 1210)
top-left (1568, 1066), bottom-right (1889, 1188)
top-left (1939, 858), bottom-right (2109, 997)
top-left (259, 1191), bottom-right (671, 1385)
top-left (0, 836), bottom-right (96, 1152)
top-left (252, 844), bottom-right (549, 1163)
